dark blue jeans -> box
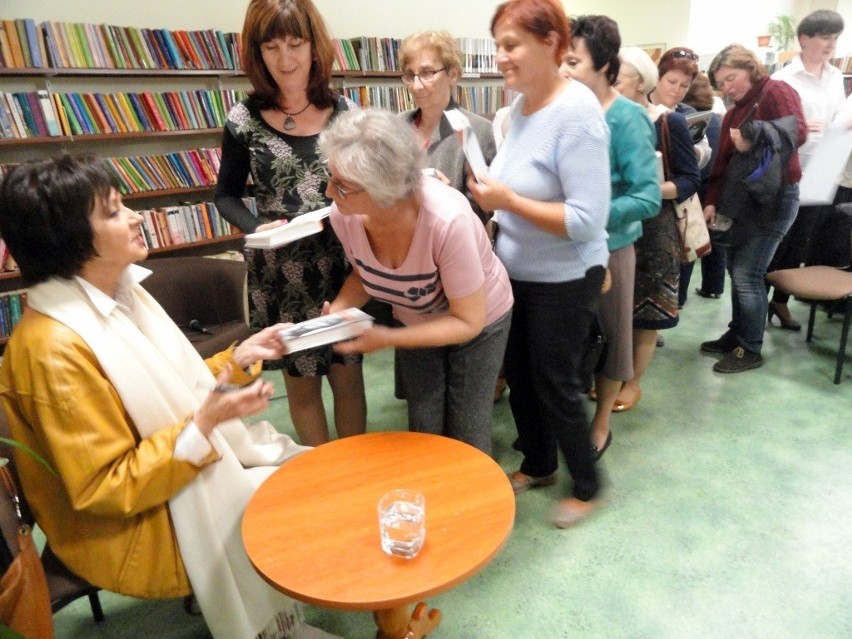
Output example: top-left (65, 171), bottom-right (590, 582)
top-left (725, 184), bottom-right (799, 353)
top-left (505, 267), bottom-right (604, 502)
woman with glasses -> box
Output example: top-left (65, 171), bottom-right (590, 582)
top-left (214, 0), bottom-right (366, 447)
top-left (700, 44), bottom-right (806, 374)
top-left (560, 16), bottom-right (661, 460)
top-left (317, 109), bottom-right (513, 454)
top-left (615, 46), bottom-right (700, 408)
top-left (469, 0), bottom-right (610, 528)
top-left (398, 30), bottom-right (497, 225)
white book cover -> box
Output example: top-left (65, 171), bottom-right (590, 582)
top-left (443, 108), bottom-right (489, 182)
top-left (278, 307), bottom-right (374, 354)
top-left (37, 90), bottom-right (61, 136)
top-left (244, 206), bottom-right (330, 249)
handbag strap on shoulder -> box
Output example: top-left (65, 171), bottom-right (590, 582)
top-left (659, 112), bottom-right (673, 183)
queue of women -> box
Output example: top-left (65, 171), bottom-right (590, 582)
top-left (0, 0), bottom-right (822, 636)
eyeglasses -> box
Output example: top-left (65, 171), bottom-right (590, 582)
top-left (400, 68), bottom-right (446, 85)
top-left (322, 161), bottom-right (365, 199)
top-left (664, 49), bottom-right (699, 62)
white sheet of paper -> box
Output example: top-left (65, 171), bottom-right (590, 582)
top-left (443, 108), bottom-right (489, 182)
top-left (798, 121), bottom-right (852, 206)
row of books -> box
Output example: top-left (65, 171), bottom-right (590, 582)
top-left (0, 18), bottom-right (502, 75)
top-left (138, 198), bottom-right (247, 249)
top-left (830, 56), bottom-right (852, 74)
top-left (106, 148), bottom-right (221, 196)
top-left (332, 36), bottom-right (500, 75)
top-left (338, 85), bottom-right (513, 113)
top-left (0, 290), bottom-right (25, 341)
top-left (0, 18), bottom-right (242, 70)
top-left (0, 88), bottom-right (246, 139)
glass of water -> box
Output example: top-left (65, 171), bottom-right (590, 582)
top-left (378, 489), bottom-right (426, 559)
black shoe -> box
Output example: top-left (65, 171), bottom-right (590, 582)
top-left (590, 431), bottom-right (612, 462)
top-left (768, 301), bottom-right (801, 331)
top-left (713, 347), bottom-right (763, 373)
top-left (695, 288), bottom-right (721, 299)
top-left (700, 334), bottom-right (737, 353)
top-left (656, 335), bottom-right (665, 347)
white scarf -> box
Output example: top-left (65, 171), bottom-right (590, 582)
top-left (27, 266), bottom-right (310, 639)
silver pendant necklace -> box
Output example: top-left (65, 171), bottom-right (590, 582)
top-left (280, 102), bottom-right (311, 131)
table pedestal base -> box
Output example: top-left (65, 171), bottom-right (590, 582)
top-left (374, 602), bottom-right (442, 639)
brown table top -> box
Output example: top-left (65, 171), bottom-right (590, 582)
top-left (242, 431), bottom-right (515, 611)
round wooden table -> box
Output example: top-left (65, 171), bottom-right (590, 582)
top-left (242, 431), bottom-right (515, 639)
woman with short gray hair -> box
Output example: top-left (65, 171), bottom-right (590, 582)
top-left (317, 109), bottom-right (513, 453)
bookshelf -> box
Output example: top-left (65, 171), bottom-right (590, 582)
top-left (0, 19), bottom-right (511, 313)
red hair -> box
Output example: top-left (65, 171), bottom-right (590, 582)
top-left (490, 0), bottom-right (571, 65)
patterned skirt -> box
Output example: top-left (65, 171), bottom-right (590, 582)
top-left (633, 202), bottom-right (680, 330)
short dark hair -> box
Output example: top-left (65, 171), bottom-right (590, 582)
top-left (491, 0), bottom-right (571, 66)
top-left (241, 0), bottom-right (336, 110)
top-left (797, 10), bottom-right (844, 38)
top-left (570, 15), bottom-right (622, 85)
top-left (0, 155), bottom-right (117, 286)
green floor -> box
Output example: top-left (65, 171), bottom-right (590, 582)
top-left (53, 291), bottom-right (851, 639)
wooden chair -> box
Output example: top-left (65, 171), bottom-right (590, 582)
top-left (765, 264), bottom-right (852, 384)
top-left (0, 409), bottom-right (105, 623)
top-left (139, 256), bottom-right (252, 358)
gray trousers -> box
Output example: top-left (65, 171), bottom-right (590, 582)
top-left (397, 311), bottom-right (511, 455)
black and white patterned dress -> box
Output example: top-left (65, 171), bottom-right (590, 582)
top-left (215, 95), bottom-right (360, 374)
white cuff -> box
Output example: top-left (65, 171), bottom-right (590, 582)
top-left (174, 421), bottom-right (213, 466)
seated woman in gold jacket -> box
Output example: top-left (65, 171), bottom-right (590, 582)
top-left (0, 155), bottom-right (337, 639)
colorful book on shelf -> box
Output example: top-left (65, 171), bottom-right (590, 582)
top-left (244, 207), bottom-right (330, 249)
top-left (277, 307), bottom-right (374, 354)
top-left (0, 25), bottom-right (12, 68)
top-left (42, 22), bottom-right (69, 68)
top-left (56, 94), bottom-right (83, 135)
top-left (20, 18), bottom-right (44, 68)
top-left (213, 30), bottom-right (234, 69)
top-left (123, 93), bottom-right (151, 131)
top-left (98, 23), bottom-right (124, 68)
top-left (49, 93), bottom-right (70, 135)
top-left (0, 98), bottom-right (14, 138)
top-left (58, 22), bottom-right (84, 67)
top-left (36, 90), bottom-right (61, 136)
top-left (69, 93), bottom-right (98, 134)
top-left (198, 30), bottom-right (224, 69)
top-left (126, 27), bottom-right (155, 69)
top-left (13, 20), bottom-right (32, 68)
top-left (2, 19), bottom-right (25, 68)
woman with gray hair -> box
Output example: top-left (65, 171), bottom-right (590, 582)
top-left (317, 109), bottom-right (513, 453)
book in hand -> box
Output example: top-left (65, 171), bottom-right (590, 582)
top-left (443, 108), bottom-right (489, 182)
top-left (684, 110), bottom-right (714, 144)
top-left (277, 308), bottom-right (374, 354)
top-left (244, 206), bottom-right (330, 249)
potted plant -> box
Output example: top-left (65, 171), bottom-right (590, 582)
top-left (768, 15), bottom-right (797, 51)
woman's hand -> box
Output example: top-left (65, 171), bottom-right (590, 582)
top-left (255, 219), bottom-right (288, 233)
top-left (332, 325), bottom-right (394, 355)
top-left (194, 366), bottom-right (274, 436)
top-left (467, 174), bottom-right (511, 213)
top-left (704, 204), bottom-right (716, 225)
top-left (232, 323), bottom-right (290, 368)
top-left (730, 128), bottom-right (753, 153)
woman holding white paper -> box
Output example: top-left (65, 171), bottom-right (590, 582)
top-left (398, 30), bottom-right (497, 224)
top-left (316, 109), bottom-right (513, 454)
top-left (468, 0), bottom-right (610, 528)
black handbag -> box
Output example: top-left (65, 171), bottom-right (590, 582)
top-left (579, 315), bottom-right (607, 394)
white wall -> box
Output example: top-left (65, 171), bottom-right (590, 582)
top-left (2, 0), bottom-right (850, 60)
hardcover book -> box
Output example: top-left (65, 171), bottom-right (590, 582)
top-left (244, 206), bottom-right (330, 249)
top-left (277, 307), bottom-right (374, 354)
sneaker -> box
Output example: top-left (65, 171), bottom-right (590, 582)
top-left (700, 334), bottom-right (738, 353)
top-left (713, 347), bottom-right (763, 373)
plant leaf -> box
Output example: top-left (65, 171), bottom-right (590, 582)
top-left (0, 437), bottom-right (57, 476)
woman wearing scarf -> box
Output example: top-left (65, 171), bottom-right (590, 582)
top-left (0, 155), bottom-right (337, 639)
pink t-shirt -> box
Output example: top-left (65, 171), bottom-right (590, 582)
top-left (330, 178), bottom-right (513, 327)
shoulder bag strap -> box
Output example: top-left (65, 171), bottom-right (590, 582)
top-left (0, 467), bottom-right (22, 525)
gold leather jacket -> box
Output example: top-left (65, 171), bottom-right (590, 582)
top-left (0, 309), bottom-right (256, 598)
